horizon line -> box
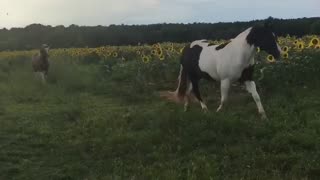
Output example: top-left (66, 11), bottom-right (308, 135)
top-left (1, 16), bottom-right (318, 30)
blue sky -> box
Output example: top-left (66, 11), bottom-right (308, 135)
top-left (0, 0), bottom-right (319, 28)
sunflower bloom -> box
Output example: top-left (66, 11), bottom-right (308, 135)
top-left (282, 52), bottom-right (289, 59)
top-left (159, 54), bottom-right (165, 61)
top-left (151, 50), bottom-right (157, 55)
top-left (112, 52), bottom-right (118, 58)
top-left (298, 42), bottom-right (304, 50)
top-left (157, 49), bottom-right (163, 56)
top-left (142, 55), bottom-right (150, 63)
top-left (282, 46), bottom-right (289, 53)
top-left (267, 55), bottom-right (275, 63)
top-left (310, 37), bottom-right (319, 46)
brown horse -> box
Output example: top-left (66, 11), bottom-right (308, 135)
top-left (32, 44), bottom-right (49, 82)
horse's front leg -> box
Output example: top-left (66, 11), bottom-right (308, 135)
top-left (40, 72), bottom-right (46, 83)
top-left (245, 81), bottom-right (267, 119)
top-left (217, 79), bottom-right (230, 112)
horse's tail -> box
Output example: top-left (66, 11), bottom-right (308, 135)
top-left (177, 65), bottom-right (188, 98)
top-left (160, 65), bottom-right (188, 103)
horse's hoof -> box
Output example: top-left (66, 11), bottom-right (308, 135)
top-left (184, 106), bottom-right (189, 112)
top-left (216, 105), bottom-right (223, 112)
top-left (261, 113), bottom-right (268, 120)
top-left (202, 107), bottom-right (209, 113)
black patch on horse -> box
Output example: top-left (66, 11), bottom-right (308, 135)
top-left (180, 44), bottom-right (213, 80)
top-left (246, 25), bottom-right (280, 58)
top-left (239, 65), bottom-right (255, 83)
top-left (178, 44), bottom-right (214, 100)
top-left (215, 41), bottom-right (230, 50)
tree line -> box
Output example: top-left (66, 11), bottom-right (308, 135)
top-left (0, 17), bottom-right (319, 51)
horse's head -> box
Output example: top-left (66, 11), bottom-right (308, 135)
top-left (246, 24), bottom-right (281, 59)
top-left (41, 44), bottom-right (50, 54)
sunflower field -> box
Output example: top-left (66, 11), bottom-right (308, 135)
top-left (0, 35), bottom-right (320, 179)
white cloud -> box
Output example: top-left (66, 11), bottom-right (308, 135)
top-left (0, 0), bottom-right (319, 28)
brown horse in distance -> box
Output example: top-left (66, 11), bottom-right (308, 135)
top-left (32, 44), bottom-right (49, 82)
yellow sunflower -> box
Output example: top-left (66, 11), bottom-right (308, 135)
top-left (142, 55), bottom-right (150, 63)
top-left (159, 54), bottom-right (165, 61)
top-left (151, 50), bottom-right (157, 55)
top-left (282, 52), bottom-right (289, 59)
top-left (298, 42), bottom-right (304, 50)
top-left (267, 55), bottom-right (275, 63)
top-left (310, 37), bottom-right (319, 46)
top-left (136, 50), bottom-right (141, 55)
top-left (282, 46), bottom-right (289, 53)
top-left (157, 49), bottom-right (163, 56)
top-left (112, 52), bottom-right (118, 58)
top-left (106, 52), bottom-right (112, 57)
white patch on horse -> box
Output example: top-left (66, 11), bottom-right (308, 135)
top-left (190, 40), bottom-right (209, 48)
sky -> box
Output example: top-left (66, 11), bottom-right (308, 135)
top-left (0, 0), bottom-right (319, 28)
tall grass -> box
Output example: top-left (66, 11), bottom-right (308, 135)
top-left (0, 51), bottom-right (319, 179)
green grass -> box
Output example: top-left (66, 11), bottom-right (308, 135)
top-left (0, 52), bottom-right (320, 180)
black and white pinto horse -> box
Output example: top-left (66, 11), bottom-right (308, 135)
top-left (32, 44), bottom-right (50, 83)
top-left (162, 25), bottom-right (281, 119)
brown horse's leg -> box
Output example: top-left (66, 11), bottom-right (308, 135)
top-left (40, 72), bottom-right (46, 83)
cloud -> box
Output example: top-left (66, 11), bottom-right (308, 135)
top-left (0, 0), bottom-right (319, 28)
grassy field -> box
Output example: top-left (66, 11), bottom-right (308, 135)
top-left (0, 49), bottom-right (320, 179)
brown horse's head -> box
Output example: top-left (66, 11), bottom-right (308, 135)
top-left (40, 44), bottom-right (50, 57)
top-left (41, 44), bottom-right (49, 53)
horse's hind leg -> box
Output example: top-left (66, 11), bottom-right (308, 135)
top-left (217, 79), bottom-right (230, 112)
top-left (245, 81), bottom-right (267, 119)
top-left (190, 77), bottom-right (208, 112)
